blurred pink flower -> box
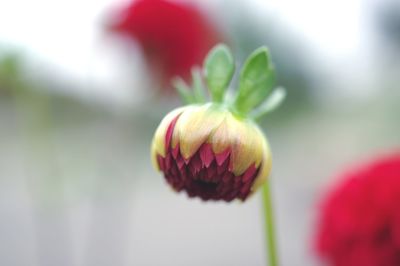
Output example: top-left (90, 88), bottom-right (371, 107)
top-left (315, 153), bottom-right (400, 266)
top-left (109, 0), bottom-right (223, 92)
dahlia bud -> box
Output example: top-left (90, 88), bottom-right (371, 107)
top-left (151, 44), bottom-right (285, 201)
top-left (151, 103), bottom-right (271, 201)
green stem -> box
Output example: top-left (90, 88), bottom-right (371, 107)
top-left (262, 181), bottom-right (279, 266)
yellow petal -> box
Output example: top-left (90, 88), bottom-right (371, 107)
top-left (210, 113), bottom-right (265, 176)
top-left (172, 103), bottom-right (227, 159)
top-left (250, 134), bottom-right (272, 192)
top-left (151, 106), bottom-right (187, 170)
top-left (208, 116), bottom-right (231, 154)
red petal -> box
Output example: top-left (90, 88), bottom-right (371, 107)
top-left (242, 164), bottom-right (258, 183)
top-left (172, 144), bottom-right (180, 159)
top-left (157, 154), bottom-right (165, 171)
top-left (199, 143), bottom-right (214, 167)
top-left (217, 159), bottom-right (229, 175)
top-left (240, 182), bottom-right (253, 195)
top-left (176, 155), bottom-right (185, 170)
top-left (165, 153), bottom-right (172, 170)
top-left (215, 148), bottom-right (230, 166)
top-left (222, 172), bottom-right (233, 183)
top-left (206, 164), bottom-right (217, 181)
top-left (190, 153), bottom-right (202, 174)
top-left (165, 114), bottom-right (180, 149)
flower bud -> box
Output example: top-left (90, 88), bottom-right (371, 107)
top-left (151, 103), bottom-right (271, 201)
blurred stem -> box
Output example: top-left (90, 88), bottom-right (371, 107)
top-left (12, 87), bottom-right (72, 266)
top-left (262, 181), bottom-right (279, 266)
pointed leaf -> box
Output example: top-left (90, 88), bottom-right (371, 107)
top-left (191, 68), bottom-right (207, 103)
top-left (251, 87), bottom-right (286, 120)
top-left (234, 47), bottom-right (276, 114)
top-left (204, 44), bottom-right (235, 102)
top-left (172, 77), bottom-right (196, 105)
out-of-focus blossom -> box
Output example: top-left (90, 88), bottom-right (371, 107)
top-left (109, 0), bottom-right (222, 92)
top-left (315, 153), bottom-right (400, 266)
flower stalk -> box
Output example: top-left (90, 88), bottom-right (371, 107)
top-left (263, 181), bottom-right (278, 266)
top-left (152, 43), bottom-right (285, 264)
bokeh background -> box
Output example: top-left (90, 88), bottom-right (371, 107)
top-left (0, 0), bottom-right (399, 265)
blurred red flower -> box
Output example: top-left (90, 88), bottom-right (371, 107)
top-left (110, 0), bottom-right (222, 92)
top-left (315, 153), bottom-right (400, 266)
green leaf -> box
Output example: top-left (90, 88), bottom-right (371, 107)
top-left (204, 44), bottom-right (235, 102)
top-left (251, 87), bottom-right (286, 120)
top-left (172, 77), bottom-right (196, 105)
top-left (234, 47), bottom-right (276, 114)
top-left (191, 68), bottom-right (207, 103)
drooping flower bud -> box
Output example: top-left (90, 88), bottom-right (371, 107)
top-left (151, 103), bottom-right (271, 201)
top-left (151, 44), bottom-right (285, 201)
